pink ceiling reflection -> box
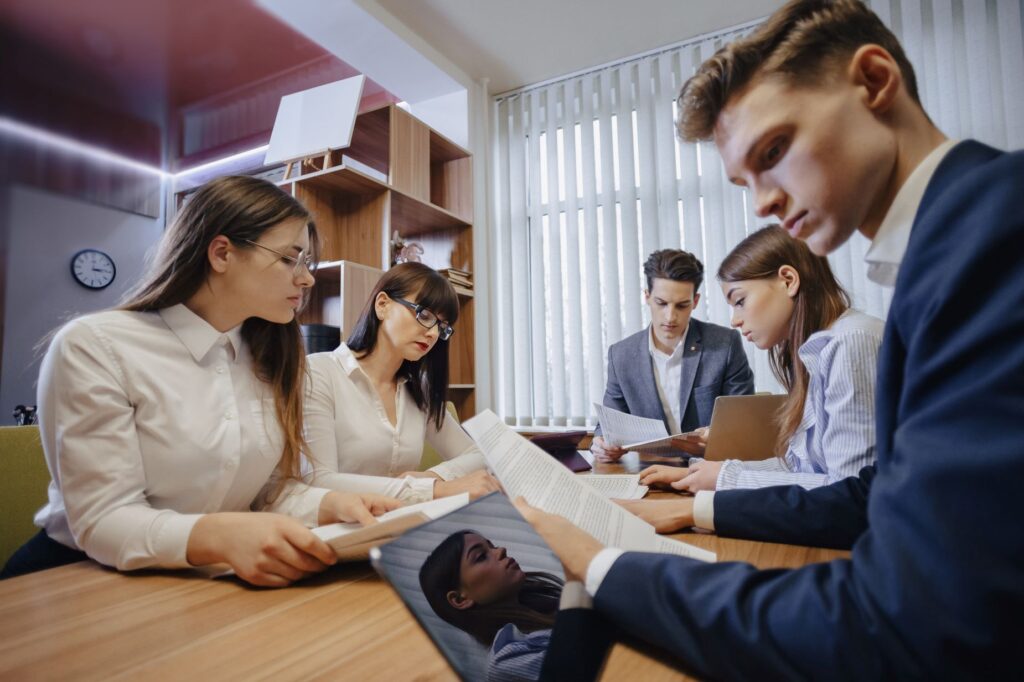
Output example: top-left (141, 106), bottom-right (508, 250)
top-left (0, 0), bottom-right (397, 171)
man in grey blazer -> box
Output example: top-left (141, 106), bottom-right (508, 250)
top-left (592, 249), bottom-right (754, 460)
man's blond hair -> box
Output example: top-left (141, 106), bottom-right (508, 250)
top-left (677, 0), bottom-right (921, 142)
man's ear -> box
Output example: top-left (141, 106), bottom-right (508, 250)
top-left (446, 589), bottom-right (475, 611)
top-left (208, 235), bottom-right (232, 274)
top-left (778, 265), bottom-right (801, 298)
top-left (848, 44), bottom-right (902, 115)
top-left (693, 292), bottom-right (701, 308)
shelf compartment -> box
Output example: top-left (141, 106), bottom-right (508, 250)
top-left (391, 188), bottom-right (471, 235)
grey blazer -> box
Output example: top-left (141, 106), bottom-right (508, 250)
top-left (595, 318), bottom-right (754, 435)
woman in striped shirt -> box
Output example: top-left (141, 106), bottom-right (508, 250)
top-left (640, 225), bottom-right (883, 492)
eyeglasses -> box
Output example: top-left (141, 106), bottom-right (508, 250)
top-left (391, 297), bottom-right (454, 341)
top-left (242, 239), bottom-right (317, 277)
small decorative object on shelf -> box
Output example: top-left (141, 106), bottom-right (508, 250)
top-left (390, 230), bottom-right (424, 265)
top-left (13, 404), bottom-right (37, 426)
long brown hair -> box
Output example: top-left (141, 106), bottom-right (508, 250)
top-left (419, 530), bottom-right (563, 646)
top-left (717, 225), bottom-right (850, 453)
top-left (347, 262), bottom-right (459, 430)
top-left (120, 175), bottom-right (320, 485)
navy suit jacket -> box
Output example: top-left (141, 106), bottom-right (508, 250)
top-left (596, 318), bottom-right (754, 435)
top-left (590, 141), bottom-right (1024, 679)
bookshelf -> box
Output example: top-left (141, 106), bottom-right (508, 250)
top-left (284, 104), bottom-right (476, 418)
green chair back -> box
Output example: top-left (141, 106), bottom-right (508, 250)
top-left (0, 426), bottom-right (51, 566)
top-left (419, 401), bottom-right (460, 471)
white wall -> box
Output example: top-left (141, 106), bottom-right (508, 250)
top-left (0, 184), bottom-right (164, 421)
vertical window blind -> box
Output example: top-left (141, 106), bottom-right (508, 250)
top-left (490, 0), bottom-right (1024, 427)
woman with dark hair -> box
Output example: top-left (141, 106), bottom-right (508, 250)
top-left (2, 176), bottom-right (400, 585)
top-left (639, 225), bottom-right (883, 494)
top-left (419, 530), bottom-right (564, 682)
top-left (304, 262), bottom-right (499, 503)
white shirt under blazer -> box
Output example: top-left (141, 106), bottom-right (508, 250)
top-left (34, 304), bottom-right (331, 571)
top-left (303, 343), bottom-right (486, 503)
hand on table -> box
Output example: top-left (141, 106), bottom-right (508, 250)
top-left (670, 427), bottom-right (709, 456)
top-left (513, 497), bottom-right (605, 581)
top-left (615, 498), bottom-right (695, 534)
top-left (591, 436), bottom-right (628, 462)
top-left (638, 464), bottom-right (690, 488)
top-left (434, 469), bottom-right (502, 500)
top-left (670, 460), bottom-right (722, 493)
top-left (187, 512), bottom-right (337, 587)
top-left (318, 491), bottom-right (403, 526)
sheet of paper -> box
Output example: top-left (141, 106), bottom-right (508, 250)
top-left (594, 403), bottom-right (669, 447)
top-left (579, 474), bottom-right (648, 500)
top-left (312, 493), bottom-right (470, 543)
top-left (464, 411), bottom-right (715, 563)
top-left (653, 535), bottom-right (718, 562)
top-left (464, 411), bottom-right (655, 547)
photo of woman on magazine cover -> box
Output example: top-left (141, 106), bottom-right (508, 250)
top-left (419, 530), bottom-right (564, 682)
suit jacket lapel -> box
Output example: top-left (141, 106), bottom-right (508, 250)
top-left (678, 322), bottom-right (703, 422)
top-left (634, 329), bottom-right (664, 419)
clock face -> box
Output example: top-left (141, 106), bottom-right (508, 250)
top-left (71, 249), bottom-right (116, 290)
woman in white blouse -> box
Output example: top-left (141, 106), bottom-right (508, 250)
top-left (638, 225), bottom-right (883, 495)
top-left (304, 262), bottom-right (499, 504)
top-left (1, 176), bottom-right (399, 586)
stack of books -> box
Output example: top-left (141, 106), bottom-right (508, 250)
top-left (440, 268), bottom-right (473, 297)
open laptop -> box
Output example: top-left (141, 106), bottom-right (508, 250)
top-left (700, 394), bottom-right (787, 461)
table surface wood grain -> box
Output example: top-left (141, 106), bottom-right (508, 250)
top-left (0, 451), bottom-right (849, 681)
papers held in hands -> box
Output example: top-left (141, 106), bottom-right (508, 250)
top-left (312, 494), bottom-right (470, 560)
top-left (593, 403), bottom-right (683, 453)
top-left (528, 431), bottom-right (592, 471)
top-left (463, 410), bottom-right (715, 562)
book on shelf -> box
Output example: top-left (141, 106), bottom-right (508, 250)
top-left (439, 268), bottom-right (473, 289)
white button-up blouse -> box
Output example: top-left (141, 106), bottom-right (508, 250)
top-left (34, 304), bottom-right (330, 570)
top-left (303, 344), bottom-right (486, 503)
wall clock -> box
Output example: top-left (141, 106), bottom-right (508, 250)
top-left (70, 249), bottom-right (116, 290)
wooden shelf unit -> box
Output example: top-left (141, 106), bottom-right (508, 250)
top-left (285, 104), bottom-right (476, 418)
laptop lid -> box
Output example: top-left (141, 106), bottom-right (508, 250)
top-left (703, 394), bottom-right (787, 461)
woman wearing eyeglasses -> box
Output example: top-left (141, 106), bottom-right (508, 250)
top-left (2, 176), bottom-right (400, 586)
top-left (304, 263), bottom-right (500, 503)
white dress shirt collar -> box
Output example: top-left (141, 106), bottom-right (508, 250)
top-left (159, 303), bottom-right (244, 363)
top-left (865, 139), bottom-right (958, 287)
top-left (332, 342), bottom-right (409, 386)
top-left (647, 324), bottom-right (687, 361)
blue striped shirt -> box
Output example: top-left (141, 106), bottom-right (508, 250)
top-left (716, 309), bottom-right (884, 490)
top-left (486, 624), bottom-right (550, 682)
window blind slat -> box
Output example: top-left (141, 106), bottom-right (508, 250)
top-left (527, 92), bottom-right (550, 423)
top-left (559, 80), bottom-right (587, 424)
top-left (543, 86), bottom-right (568, 422)
top-left (578, 74), bottom-right (608, 413)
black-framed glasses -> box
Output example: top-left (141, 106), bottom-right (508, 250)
top-left (242, 239), bottom-right (317, 277)
top-left (392, 297), bottom-right (454, 341)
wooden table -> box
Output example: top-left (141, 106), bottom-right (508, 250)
top-left (0, 452), bottom-right (849, 681)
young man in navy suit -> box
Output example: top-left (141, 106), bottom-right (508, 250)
top-left (523, 1), bottom-right (1024, 679)
top-left (591, 249), bottom-right (754, 461)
